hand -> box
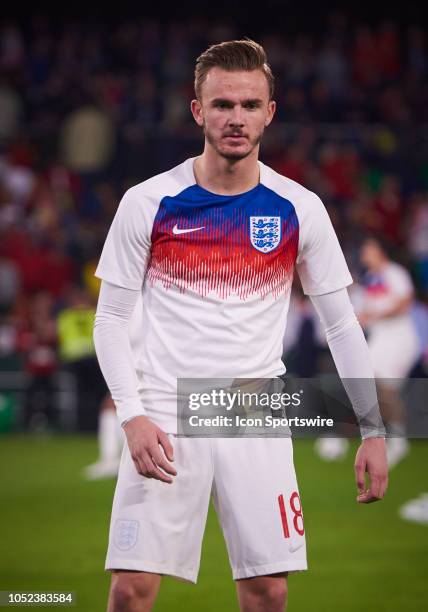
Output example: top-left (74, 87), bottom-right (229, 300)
top-left (123, 416), bottom-right (177, 484)
top-left (358, 311), bottom-right (377, 328)
top-left (354, 437), bottom-right (388, 503)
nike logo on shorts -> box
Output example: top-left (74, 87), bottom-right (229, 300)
top-left (172, 224), bottom-right (205, 235)
top-left (288, 541), bottom-right (304, 553)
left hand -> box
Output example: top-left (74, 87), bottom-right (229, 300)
top-left (354, 437), bottom-right (388, 503)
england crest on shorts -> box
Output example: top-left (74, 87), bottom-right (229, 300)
top-left (114, 519), bottom-right (139, 551)
top-left (250, 216), bottom-right (281, 253)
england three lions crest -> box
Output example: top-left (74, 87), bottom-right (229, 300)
top-left (250, 216), bottom-right (281, 253)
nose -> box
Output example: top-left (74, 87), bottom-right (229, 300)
top-left (228, 105), bottom-right (244, 127)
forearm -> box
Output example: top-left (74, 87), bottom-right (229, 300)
top-left (361, 296), bottom-right (413, 322)
top-left (311, 289), bottom-right (385, 438)
top-left (93, 281), bottom-right (145, 426)
top-left (375, 296), bottom-right (413, 319)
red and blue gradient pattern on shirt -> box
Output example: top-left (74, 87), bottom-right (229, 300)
top-left (146, 183), bottom-right (299, 300)
top-left (363, 272), bottom-right (389, 296)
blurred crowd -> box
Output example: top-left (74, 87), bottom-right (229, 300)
top-left (1, 14), bottom-right (428, 131)
top-left (1, 14), bottom-right (428, 431)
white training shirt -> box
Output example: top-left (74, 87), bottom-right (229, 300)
top-left (359, 262), bottom-right (415, 337)
top-left (95, 157), bottom-right (353, 430)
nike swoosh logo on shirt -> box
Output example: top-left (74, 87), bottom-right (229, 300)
top-left (172, 224), bottom-right (205, 235)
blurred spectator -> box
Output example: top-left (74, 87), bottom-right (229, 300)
top-left (371, 175), bottom-right (404, 245)
top-left (407, 194), bottom-right (428, 296)
top-left (282, 289), bottom-right (325, 377)
top-left (0, 83), bottom-right (22, 139)
top-left (352, 26), bottom-right (379, 88)
top-left (317, 38), bottom-right (348, 99)
top-left (287, 35), bottom-right (314, 86)
top-left (57, 286), bottom-right (106, 431)
top-left (273, 142), bottom-right (311, 185)
top-left (61, 103), bottom-right (115, 173)
top-left (0, 151), bottom-right (36, 207)
top-left (406, 26), bottom-right (427, 80)
top-left (0, 255), bottom-right (20, 314)
top-left (21, 291), bottom-right (58, 431)
top-left (0, 309), bottom-right (22, 371)
top-left (0, 22), bottom-right (25, 73)
top-left (377, 20), bottom-right (401, 82)
top-left (318, 143), bottom-right (360, 202)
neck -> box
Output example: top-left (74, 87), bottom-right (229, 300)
top-left (193, 145), bottom-right (260, 195)
top-left (371, 259), bottom-right (388, 273)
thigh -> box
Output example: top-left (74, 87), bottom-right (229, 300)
top-left (106, 436), bottom-right (214, 583)
top-left (212, 437), bottom-right (307, 580)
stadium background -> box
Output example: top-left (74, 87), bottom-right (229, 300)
top-left (0, 2), bottom-right (427, 610)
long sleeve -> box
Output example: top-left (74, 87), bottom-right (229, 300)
top-left (310, 287), bottom-right (386, 438)
top-left (93, 280), bottom-right (145, 426)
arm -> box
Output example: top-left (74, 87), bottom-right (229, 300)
top-left (359, 295), bottom-right (413, 326)
top-left (310, 288), bottom-right (388, 503)
top-left (293, 191), bottom-right (387, 501)
top-left (94, 280), bottom-right (176, 483)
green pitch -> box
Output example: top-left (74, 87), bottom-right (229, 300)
top-left (0, 435), bottom-right (427, 611)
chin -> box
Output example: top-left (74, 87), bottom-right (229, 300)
top-left (217, 144), bottom-right (253, 161)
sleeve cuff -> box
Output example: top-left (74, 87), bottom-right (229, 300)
top-left (114, 398), bottom-right (146, 427)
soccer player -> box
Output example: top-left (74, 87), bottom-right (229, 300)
top-left (357, 236), bottom-right (419, 467)
top-left (83, 393), bottom-right (124, 479)
top-left (94, 40), bottom-right (388, 612)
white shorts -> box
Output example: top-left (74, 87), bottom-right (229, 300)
top-left (105, 436), bottom-right (307, 583)
top-left (368, 328), bottom-right (419, 385)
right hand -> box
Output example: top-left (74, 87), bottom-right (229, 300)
top-left (123, 416), bottom-right (177, 484)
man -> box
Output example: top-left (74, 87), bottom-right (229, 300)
top-left (315, 237), bottom-right (419, 466)
top-left (357, 236), bottom-right (419, 467)
top-left (94, 40), bottom-right (388, 612)
top-left (83, 393), bottom-right (123, 479)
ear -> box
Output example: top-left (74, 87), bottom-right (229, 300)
top-left (191, 99), bottom-right (204, 127)
top-left (265, 100), bottom-right (276, 127)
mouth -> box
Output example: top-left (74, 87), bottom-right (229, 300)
top-left (224, 134), bottom-right (246, 140)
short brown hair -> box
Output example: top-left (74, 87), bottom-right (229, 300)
top-left (194, 38), bottom-right (275, 100)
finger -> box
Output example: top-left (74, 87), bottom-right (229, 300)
top-left (380, 476), bottom-right (388, 498)
top-left (357, 476), bottom-right (383, 502)
top-left (132, 455), bottom-right (149, 477)
top-left (143, 453), bottom-right (173, 484)
top-left (374, 475), bottom-right (388, 500)
top-left (130, 450), bottom-right (146, 476)
top-left (357, 490), bottom-right (369, 503)
top-left (150, 447), bottom-right (177, 476)
top-left (132, 458), bottom-right (142, 475)
top-left (354, 462), bottom-right (366, 495)
top-left (365, 488), bottom-right (382, 502)
top-left (158, 431), bottom-right (174, 462)
top-left (368, 475), bottom-right (383, 500)
top-left (357, 491), bottom-right (381, 504)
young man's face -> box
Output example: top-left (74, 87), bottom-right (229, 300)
top-left (191, 67), bottom-right (276, 161)
top-left (360, 239), bottom-right (385, 269)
